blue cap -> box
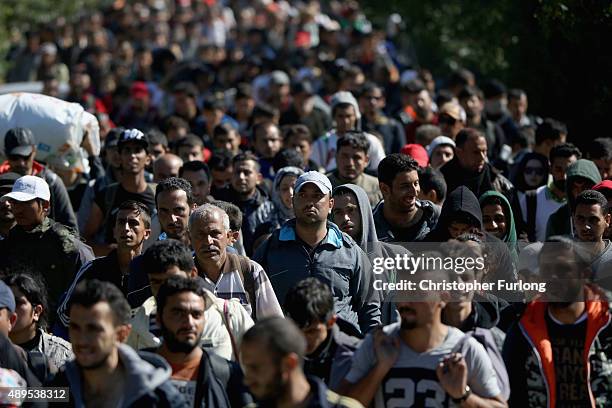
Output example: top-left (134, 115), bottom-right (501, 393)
top-left (0, 280), bottom-right (15, 313)
top-left (294, 171), bottom-right (333, 195)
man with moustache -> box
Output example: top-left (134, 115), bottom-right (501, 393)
top-left (155, 276), bottom-right (253, 407)
top-left (57, 200), bottom-right (151, 327)
top-left (190, 204), bottom-right (282, 320)
top-left (49, 280), bottom-right (186, 407)
top-left (146, 177), bottom-right (197, 250)
top-left (503, 237), bottom-right (612, 407)
top-left (254, 171), bottom-right (380, 335)
top-left (339, 263), bottom-right (507, 408)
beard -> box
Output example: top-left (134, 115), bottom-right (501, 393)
top-left (398, 306), bottom-right (418, 330)
top-left (553, 179), bottom-right (566, 191)
top-left (77, 349), bottom-right (113, 370)
top-left (256, 369), bottom-right (287, 402)
top-left (160, 324), bottom-right (200, 354)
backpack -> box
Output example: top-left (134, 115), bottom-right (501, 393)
top-left (459, 328), bottom-right (510, 401)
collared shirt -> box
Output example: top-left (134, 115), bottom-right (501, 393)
top-left (196, 252), bottom-right (283, 319)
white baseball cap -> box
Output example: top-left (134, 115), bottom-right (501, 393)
top-left (2, 175), bottom-right (50, 202)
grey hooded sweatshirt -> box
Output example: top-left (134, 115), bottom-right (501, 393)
top-left (333, 184), bottom-right (411, 325)
top-left (310, 91), bottom-right (386, 172)
top-left (49, 343), bottom-right (187, 407)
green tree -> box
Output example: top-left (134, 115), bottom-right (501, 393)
top-left (0, 0), bottom-right (104, 80)
top-left (362, 0), bottom-right (612, 145)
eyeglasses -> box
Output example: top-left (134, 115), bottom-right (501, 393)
top-left (524, 167), bottom-right (545, 176)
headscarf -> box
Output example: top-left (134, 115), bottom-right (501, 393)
top-left (479, 190), bottom-right (518, 262)
top-left (271, 166), bottom-right (304, 223)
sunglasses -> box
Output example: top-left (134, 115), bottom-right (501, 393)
top-left (524, 167), bottom-right (545, 176)
top-left (438, 115), bottom-right (457, 125)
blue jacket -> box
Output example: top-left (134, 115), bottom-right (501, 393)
top-left (253, 220), bottom-right (381, 335)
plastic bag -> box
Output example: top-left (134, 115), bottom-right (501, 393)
top-left (0, 93), bottom-right (100, 172)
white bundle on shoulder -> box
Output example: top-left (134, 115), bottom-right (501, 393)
top-left (0, 92), bottom-right (100, 173)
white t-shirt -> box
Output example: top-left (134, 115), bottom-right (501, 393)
top-left (518, 186), bottom-right (566, 242)
top-left (346, 323), bottom-right (500, 408)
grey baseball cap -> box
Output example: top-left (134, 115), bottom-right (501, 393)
top-left (294, 171), bottom-right (333, 195)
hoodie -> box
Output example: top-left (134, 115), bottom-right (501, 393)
top-left (546, 159), bottom-right (602, 239)
top-left (50, 343), bottom-right (186, 407)
top-left (310, 91), bottom-right (386, 172)
top-left (426, 186), bottom-right (483, 242)
top-left (333, 184), bottom-right (411, 324)
top-left (479, 190), bottom-right (518, 263)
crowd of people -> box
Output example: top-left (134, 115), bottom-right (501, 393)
top-left (1, 0), bottom-right (611, 407)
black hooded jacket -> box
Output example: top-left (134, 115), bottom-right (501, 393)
top-left (425, 187), bottom-right (518, 300)
top-left (426, 186), bottom-right (483, 242)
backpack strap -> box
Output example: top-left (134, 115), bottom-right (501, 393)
top-left (235, 255), bottom-right (257, 321)
top-left (222, 299), bottom-right (240, 359)
top-left (526, 190), bottom-right (538, 241)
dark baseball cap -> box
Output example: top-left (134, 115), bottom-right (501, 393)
top-left (292, 81), bottom-right (314, 96)
top-left (4, 128), bottom-right (35, 156)
top-left (118, 128), bottom-right (148, 149)
top-left (104, 127), bottom-right (125, 149)
top-left (0, 172), bottom-right (20, 194)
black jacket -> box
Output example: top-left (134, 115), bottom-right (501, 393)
top-left (0, 333), bottom-right (41, 387)
top-left (304, 325), bottom-right (360, 391)
top-left (188, 350), bottom-right (253, 408)
top-left (441, 157), bottom-right (514, 201)
top-left (0, 218), bottom-right (94, 324)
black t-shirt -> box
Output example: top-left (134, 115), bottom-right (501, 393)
top-left (545, 310), bottom-right (590, 408)
top-left (94, 182), bottom-right (156, 242)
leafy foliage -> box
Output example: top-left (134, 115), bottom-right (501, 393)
top-left (362, 0), bottom-right (612, 145)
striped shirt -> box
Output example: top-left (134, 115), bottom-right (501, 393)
top-left (196, 253), bottom-right (283, 320)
